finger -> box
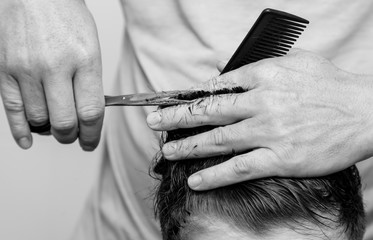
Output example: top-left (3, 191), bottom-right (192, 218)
top-left (192, 71), bottom-right (242, 92)
top-left (0, 74), bottom-right (33, 149)
top-left (17, 74), bottom-right (49, 130)
top-left (74, 63), bottom-right (104, 151)
top-left (162, 119), bottom-right (262, 160)
top-left (43, 72), bottom-right (78, 144)
top-left (147, 91), bottom-right (260, 131)
top-left (187, 148), bottom-right (277, 190)
top-left (216, 60), bottom-right (228, 72)
top-left (194, 63), bottom-right (258, 92)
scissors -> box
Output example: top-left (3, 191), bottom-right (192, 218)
top-left (29, 90), bottom-right (197, 133)
top-left (104, 90), bottom-right (196, 106)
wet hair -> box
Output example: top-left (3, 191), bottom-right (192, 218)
top-left (151, 89), bottom-right (366, 240)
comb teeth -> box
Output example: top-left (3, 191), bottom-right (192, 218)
top-left (220, 8), bottom-right (309, 74)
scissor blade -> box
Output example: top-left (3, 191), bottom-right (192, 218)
top-left (105, 94), bottom-right (159, 106)
top-left (105, 90), bottom-right (196, 106)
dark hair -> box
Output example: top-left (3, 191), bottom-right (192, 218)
top-left (152, 89), bottom-right (366, 240)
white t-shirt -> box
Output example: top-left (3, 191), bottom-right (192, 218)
top-left (72, 1), bottom-right (373, 239)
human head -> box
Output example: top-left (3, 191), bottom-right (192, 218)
top-left (151, 89), bottom-right (366, 240)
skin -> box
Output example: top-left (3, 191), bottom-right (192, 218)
top-left (184, 217), bottom-right (337, 240)
top-left (0, 0), bottom-right (104, 151)
top-left (147, 49), bottom-right (373, 190)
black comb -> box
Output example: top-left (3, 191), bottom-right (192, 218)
top-left (220, 8), bottom-right (309, 75)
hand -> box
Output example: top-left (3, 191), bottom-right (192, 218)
top-left (147, 49), bottom-right (373, 190)
top-left (0, 0), bottom-right (104, 151)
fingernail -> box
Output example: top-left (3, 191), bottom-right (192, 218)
top-left (188, 175), bottom-right (202, 189)
top-left (18, 137), bottom-right (32, 149)
top-left (162, 142), bottom-right (177, 157)
top-left (147, 112), bottom-right (161, 127)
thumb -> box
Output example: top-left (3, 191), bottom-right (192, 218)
top-left (187, 148), bottom-right (277, 190)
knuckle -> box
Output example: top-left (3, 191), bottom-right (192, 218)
top-left (42, 58), bottom-right (61, 71)
top-left (27, 114), bottom-right (49, 126)
top-left (185, 103), bottom-right (200, 117)
top-left (53, 119), bottom-right (77, 134)
top-left (74, 46), bottom-right (101, 70)
top-left (252, 60), bottom-right (277, 76)
top-left (6, 52), bottom-right (31, 72)
top-left (258, 89), bottom-right (294, 111)
top-left (251, 61), bottom-right (285, 86)
top-left (176, 139), bottom-right (191, 154)
top-left (275, 155), bottom-right (299, 177)
top-left (265, 116), bottom-right (286, 138)
top-left (187, 96), bottom-right (216, 118)
top-left (211, 127), bottom-right (226, 146)
top-left (3, 98), bottom-right (24, 113)
top-left (176, 105), bottom-right (198, 127)
top-left (232, 156), bottom-right (251, 177)
top-left (253, 89), bottom-right (274, 110)
top-left (287, 50), bottom-right (329, 69)
top-left (41, 50), bottom-right (94, 75)
top-left (78, 105), bottom-right (104, 126)
top-left (208, 95), bottom-right (223, 114)
top-left (79, 50), bottom-right (100, 65)
top-left (207, 75), bottom-right (235, 90)
top-left (41, 57), bottom-right (72, 75)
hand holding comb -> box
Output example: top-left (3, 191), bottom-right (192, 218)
top-left (104, 8), bottom-right (309, 107)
